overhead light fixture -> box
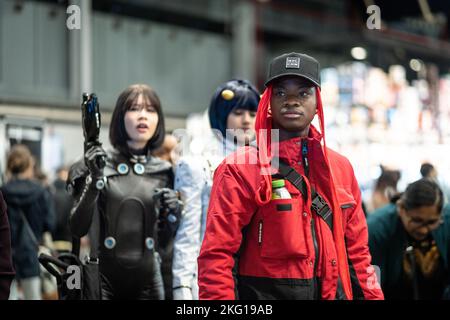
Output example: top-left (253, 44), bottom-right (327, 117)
top-left (351, 47), bottom-right (367, 60)
top-left (409, 59), bottom-right (423, 72)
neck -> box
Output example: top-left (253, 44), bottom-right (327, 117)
top-left (127, 142), bottom-right (148, 155)
top-left (17, 169), bottom-right (33, 180)
top-left (278, 126), bottom-right (310, 141)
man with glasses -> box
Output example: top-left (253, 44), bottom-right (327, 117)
top-left (368, 178), bottom-right (450, 299)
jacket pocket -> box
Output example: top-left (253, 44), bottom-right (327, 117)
top-left (259, 198), bottom-right (308, 259)
top-left (336, 186), bottom-right (357, 227)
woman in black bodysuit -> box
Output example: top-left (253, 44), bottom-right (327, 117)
top-left (68, 84), bottom-right (181, 300)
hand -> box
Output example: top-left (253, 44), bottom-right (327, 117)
top-left (84, 144), bottom-right (106, 178)
top-left (154, 188), bottom-right (182, 215)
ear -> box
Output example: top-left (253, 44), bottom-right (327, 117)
top-left (396, 200), bottom-right (404, 216)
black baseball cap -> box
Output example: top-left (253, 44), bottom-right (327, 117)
top-left (265, 52), bottom-right (320, 88)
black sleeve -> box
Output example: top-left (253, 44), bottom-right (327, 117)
top-left (43, 188), bottom-right (56, 235)
top-left (67, 160), bottom-right (99, 238)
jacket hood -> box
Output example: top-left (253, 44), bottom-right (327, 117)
top-left (254, 84), bottom-right (353, 300)
top-left (1, 179), bottom-right (46, 207)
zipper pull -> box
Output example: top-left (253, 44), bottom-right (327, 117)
top-left (302, 139), bottom-right (309, 177)
top-left (258, 220), bottom-right (263, 245)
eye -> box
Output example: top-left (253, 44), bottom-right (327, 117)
top-left (299, 90), bottom-right (312, 98)
top-left (249, 112), bottom-right (256, 117)
top-left (274, 90), bottom-right (285, 97)
top-left (146, 106), bottom-right (156, 113)
top-left (233, 110), bottom-right (244, 116)
top-left (129, 105), bottom-right (139, 112)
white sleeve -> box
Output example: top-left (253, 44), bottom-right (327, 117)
top-left (172, 157), bottom-right (205, 299)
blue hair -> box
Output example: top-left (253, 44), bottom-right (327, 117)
top-left (208, 79), bottom-right (260, 138)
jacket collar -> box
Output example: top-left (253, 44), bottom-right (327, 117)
top-left (276, 125), bottom-right (323, 162)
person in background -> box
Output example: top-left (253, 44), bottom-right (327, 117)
top-left (0, 191), bottom-right (15, 299)
top-left (152, 134), bottom-right (178, 166)
top-left (420, 162), bottom-right (450, 204)
top-left (172, 79), bottom-right (260, 300)
top-left (50, 166), bottom-right (74, 253)
top-left (420, 163), bottom-right (437, 180)
top-left (1, 144), bottom-right (55, 300)
top-left (367, 165), bottom-right (401, 213)
top-left (368, 178), bottom-right (450, 299)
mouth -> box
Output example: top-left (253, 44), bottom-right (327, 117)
top-left (281, 108), bottom-right (304, 119)
top-left (136, 123), bottom-right (149, 132)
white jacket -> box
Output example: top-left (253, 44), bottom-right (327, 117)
top-left (172, 136), bottom-right (237, 299)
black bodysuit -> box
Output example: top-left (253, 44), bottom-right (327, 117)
top-left (68, 148), bottom-right (177, 299)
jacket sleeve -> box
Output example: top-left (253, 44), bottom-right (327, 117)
top-left (43, 188), bottom-right (56, 235)
top-left (172, 158), bottom-right (205, 299)
top-left (344, 170), bottom-right (384, 300)
top-left (197, 163), bottom-right (257, 300)
top-left (67, 161), bottom-right (99, 238)
top-left (0, 191), bottom-right (15, 300)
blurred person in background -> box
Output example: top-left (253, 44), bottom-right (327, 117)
top-left (50, 166), bottom-right (73, 253)
top-left (421, 162), bottom-right (450, 204)
top-left (367, 165), bottom-right (401, 213)
top-left (368, 178), bottom-right (450, 299)
top-left (172, 79), bottom-right (260, 300)
top-left (68, 84), bottom-right (182, 300)
top-left (420, 163), bottom-right (437, 180)
top-left (152, 134), bottom-right (178, 166)
top-left (1, 144), bottom-right (55, 300)
top-left (0, 191), bottom-right (15, 299)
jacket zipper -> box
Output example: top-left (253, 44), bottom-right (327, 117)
top-left (311, 217), bottom-right (319, 272)
top-left (311, 215), bottom-right (320, 299)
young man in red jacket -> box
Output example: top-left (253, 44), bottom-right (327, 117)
top-left (197, 52), bottom-right (384, 300)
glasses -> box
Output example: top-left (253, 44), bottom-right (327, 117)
top-left (405, 215), bottom-right (443, 231)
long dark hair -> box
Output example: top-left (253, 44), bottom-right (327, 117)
top-left (109, 84), bottom-right (165, 154)
top-left (394, 178), bottom-right (444, 213)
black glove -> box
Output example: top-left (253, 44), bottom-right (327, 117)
top-left (154, 188), bottom-right (182, 216)
top-left (154, 188), bottom-right (183, 246)
top-left (84, 144), bottom-right (106, 179)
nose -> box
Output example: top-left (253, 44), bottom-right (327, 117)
top-left (138, 108), bottom-right (148, 118)
top-left (284, 95), bottom-right (301, 108)
top-left (242, 111), bottom-right (251, 124)
top-left (416, 226), bottom-right (429, 237)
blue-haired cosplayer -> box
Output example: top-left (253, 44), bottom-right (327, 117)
top-left (172, 79), bottom-right (260, 300)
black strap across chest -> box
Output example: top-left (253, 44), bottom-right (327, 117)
top-left (277, 159), bottom-right (333, 230)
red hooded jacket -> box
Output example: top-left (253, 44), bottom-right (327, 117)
top-left (197, 87), bottom-right (383, 300)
